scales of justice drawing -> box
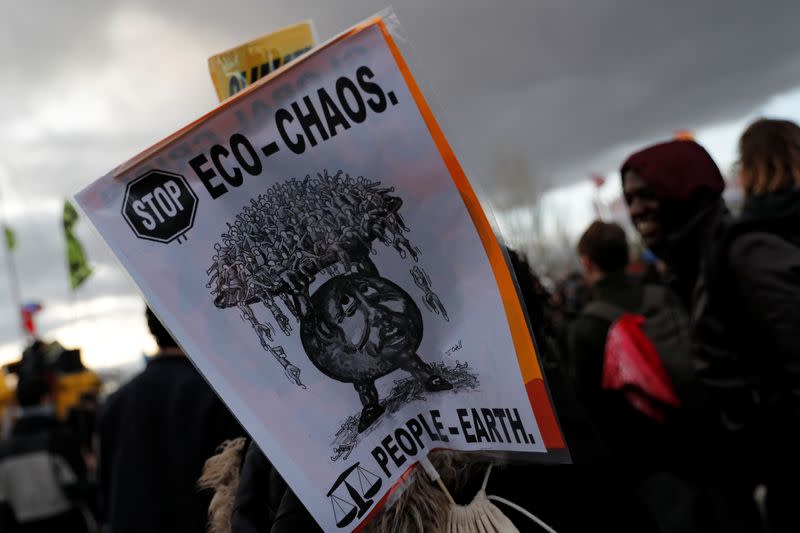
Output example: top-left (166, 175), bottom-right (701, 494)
top-left (327, 461), bottom-right (383, 528)
top-left (206, 169), bottom-right (455, 432)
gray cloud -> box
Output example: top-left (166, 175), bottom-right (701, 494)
top-left (6, 1), bottom-right (800, 189)
top-left (0, 2), bottom-right (115, 115)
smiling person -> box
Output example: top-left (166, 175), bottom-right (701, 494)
top-left (621, 140), bottom-right (727, 304)
top-left (620, 139), bottom-right (764, 532)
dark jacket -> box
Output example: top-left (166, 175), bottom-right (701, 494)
top-left (733, 190), bottom-right (800, 406)
top-left (99, 355), bottom-right (243, 533)
top-left (567, 272), bottom-right (677, 472)
top-left (0, 409), bottom-right (91, 533)
top-left (568, 271), bottom-right (644, 407)
top-left (702, 191), bottom-right (800, 464)
top-left (231, 440), bottom-right (322, 533)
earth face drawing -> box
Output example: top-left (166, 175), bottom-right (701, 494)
top-left (206, 170), bottom-right (470, 434)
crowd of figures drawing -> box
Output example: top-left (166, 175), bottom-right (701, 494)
top-left (206, 170), bottom-right (457, 431)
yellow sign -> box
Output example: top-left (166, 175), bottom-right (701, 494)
top-left (208, 21), bottom-right (315, 102)
top-left (54, 370), bottom-right (101, 420)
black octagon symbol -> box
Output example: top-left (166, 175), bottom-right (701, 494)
top-left (121, 170), bottom-right (198, 244)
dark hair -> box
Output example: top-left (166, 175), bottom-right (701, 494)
top-left (146, 306), bottom-right (179, 349)
top-left (739, 118), bottom-right (800, 195)
top-left (577, 221), bottom-right (629, 273)
top-left (16, 377), bottom-right (50, 407)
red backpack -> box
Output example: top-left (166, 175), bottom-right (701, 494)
top-left (583, 285), bottom-right (693, 422)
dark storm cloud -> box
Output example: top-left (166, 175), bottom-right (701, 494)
top-left (139, 0), bottom-right (800, 180)
top-left (6, 0), bottom-right (800, 188)
top-left (0, 1), bottom-right (115, 113)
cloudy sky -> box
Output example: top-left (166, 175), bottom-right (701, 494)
top-left (2, 0), bottom-right (800, 369)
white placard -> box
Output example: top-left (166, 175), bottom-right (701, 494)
top-left (76, 14), bottom-right (566, 531)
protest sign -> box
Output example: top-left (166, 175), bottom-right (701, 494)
top-left (76, 12), bottom-right (567, 531)
top-left (208, 20), bottom-right (315, 101)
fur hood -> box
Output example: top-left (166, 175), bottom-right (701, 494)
top-left (198, 438), bottom-right (248, 533)
top-left (199, 439), bottom-right (495, 533)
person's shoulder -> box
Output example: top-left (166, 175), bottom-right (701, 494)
top-left (568, 309), bottom-right (610, 350)
top-left (0, 417), bottom-right (56, 457)
top-left (571, 311), bottom-right (605, 330)
top-left (100, 366), bottom-right (153, 417)
top-left (575, 296), bottom-right (625, 324)
top-left (99, 386), bottom-right (124, 428)
top-left (154, 357), bottom-right (213, 389)
top-left (728, 230), bottom-right (800, 275)
top-left (640, 282), bottom-right (682, 308)
top-left (105, 370), bottom-right (144, 402)
top-left (49, 420), bottom-right (81, 448)
top-left (641, 282), bottom-right (669, 295)
top-left (118, 357), bottom-right (192, 388)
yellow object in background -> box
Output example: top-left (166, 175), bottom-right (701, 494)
top-left (54, 370), bottom-right (101, 420)
top-left (208, 21), bottom-right (316, 102)
top-left (0, 372), bottom-right (12, 425)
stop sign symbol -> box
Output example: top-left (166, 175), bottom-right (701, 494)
top-left (122, 170), bottom-right (198, 244)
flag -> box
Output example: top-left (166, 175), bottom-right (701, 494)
top-left (3, 226), bottom-right (15, 251)
top-left (63, 201), bottom-right (92, 289)
top-left (20, 302), bottom-right (42, 336)
top-left (590, 173), bottom-right (606, 188)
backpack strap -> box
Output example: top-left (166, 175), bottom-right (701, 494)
top-left (582, 300), bottom-right (627, 323)
top-left (583, 285), bottom-right (678, 325)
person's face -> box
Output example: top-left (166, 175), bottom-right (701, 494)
top-left (623, 170), bottom-right (664, 249)
top-left (319, 276), bottom-right (420, 358)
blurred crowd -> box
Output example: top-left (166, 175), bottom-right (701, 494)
top-left (510, 118), bottom-right (800, 533)
top-left (0, 117), bottom-right (797, 532)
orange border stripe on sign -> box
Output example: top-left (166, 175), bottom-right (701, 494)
top-left (376, 21), bottom-right (541, 383)
top-left (376, 19), bottom-right (565, 450)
